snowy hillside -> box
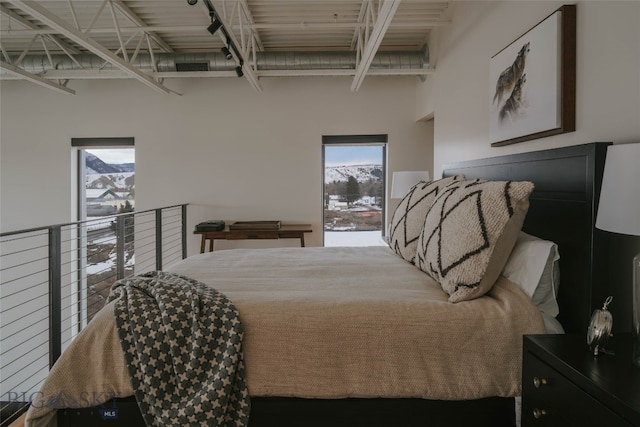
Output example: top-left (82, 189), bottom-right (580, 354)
top-left (325, 164), bottom-right (382, 183)
top-left (85, 153), bottom-right (134, 192)
top-left (86, 153), bottom-right (134, 173)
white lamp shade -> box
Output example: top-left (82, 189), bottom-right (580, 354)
top-left (595, 143), bottom-right (640, 236)
top-left (390, 171), bottom-right (430, 199)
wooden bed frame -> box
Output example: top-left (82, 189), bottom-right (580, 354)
top-left (58, 142), bottom-right (611, 427)
top-left (443, 142), bottom-right (610, 335)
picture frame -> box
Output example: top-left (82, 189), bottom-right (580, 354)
top-left (489, 5), bottom-right (575, 147)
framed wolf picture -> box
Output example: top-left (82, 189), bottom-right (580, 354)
top-left (489, 5), bottom-right (576, 147)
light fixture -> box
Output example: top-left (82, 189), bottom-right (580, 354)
top-left (186, 0), bottom-right (197, 5)
top-left (595, 143), bottom-right (640, 367)
top-left (197, 0), bottom-right (249, 81)
top-left (390, 171), bottom-right (430, 199)
top-left (207, 17), bottom-right (222, 35)
top-left (221, 46), bottom-right (232, 60)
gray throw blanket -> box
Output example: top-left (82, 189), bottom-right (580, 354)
top-left (107, 271), bottom-right (250, 427)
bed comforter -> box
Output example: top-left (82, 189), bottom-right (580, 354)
top-left (25, 246), bottom-right (545, 426)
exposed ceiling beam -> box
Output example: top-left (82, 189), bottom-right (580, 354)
top-left (0, 60), bottom-right (75, 94)
top-left (0, 67), bottom-right (434, 80)
top-left (237, 0), bottom-right (264, 51)
top-left (0, 20), bottom-right (449, 37)
top-left (351, 0), bottom-right (400, 92)
top-left (6, 0), bottom-right (175, 95)
top-left (0, 4), bottom-right (80, 54)
top-left (350, 1), bottom-right (369, 51)
top-left (0, 0), bottom-right (444, 91)
top-left (1, 27), bottom-right (202, 36)
top-left (257, 67), bottom-right (434, 78)
top-left (111, 0), bottom-right (174, 53)
top-left (247, 21), bottom-right (449, 30)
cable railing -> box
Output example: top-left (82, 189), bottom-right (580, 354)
top-left (0, 204), bottom-right (188, 426)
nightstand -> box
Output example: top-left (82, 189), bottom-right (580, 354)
top-left (522, 334), bottom-right (640, 427)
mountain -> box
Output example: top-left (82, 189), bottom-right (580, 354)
top-left (85, 153), bottom-right (135, 192)
top-left (86, 153), bottom-right (135, 174)
top-left (115, 163), bottom-right (135, 172)
top-left (325, 164), bottom-right (382, 183)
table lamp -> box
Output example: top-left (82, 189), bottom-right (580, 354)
top-left (595, 143), bottom-right (640, 367)
top-left (390, 171), bottom-right (430, 199)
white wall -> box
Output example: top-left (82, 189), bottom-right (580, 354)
top-left (417, 1), bottom-right (640, 177)
top-left (0, 76), bottom-right (432, 253)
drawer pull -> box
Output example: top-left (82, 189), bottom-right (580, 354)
top-left (533, 376), bottom-right (548, 388)
top-left (533, 408), bottom-right (547, 419)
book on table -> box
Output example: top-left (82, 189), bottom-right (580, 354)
top-left (229, 221), bottom-right (281, 230)
top-left (195, 220), bottom-right (225, 232)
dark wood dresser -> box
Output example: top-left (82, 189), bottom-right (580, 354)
top-left (522, 334), bottom-right (640, 427)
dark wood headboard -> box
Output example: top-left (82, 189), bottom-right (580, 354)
top-left (442, 142), bottom-right (610, 334)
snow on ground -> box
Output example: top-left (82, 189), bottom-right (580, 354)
top-left (85, 217), bottom-right (114, 231)
top-left (324, 230), bottom-right (386, 247)
top-left (86, 260), bottom-right (114, 275)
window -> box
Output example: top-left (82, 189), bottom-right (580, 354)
top-left (72, 138), bottom-right (134, 325)
top-left (322, 135), bottom-right (387, 247)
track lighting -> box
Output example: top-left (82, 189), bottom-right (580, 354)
top-left (221, 46), bottom-right (232, 60)
top-left (190, 0), bottom-right (249, 81)
top-left (207, 18), bottom-right (222, 35)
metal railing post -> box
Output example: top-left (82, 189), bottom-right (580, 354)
top-left (48, 226), bottom-right (62, 368)
top-left (182, 204), bottom-right (187, 259)
top-left (116, 216), bottom-right (125, 280)
top-left (156, 209), bottom-right (162, 270)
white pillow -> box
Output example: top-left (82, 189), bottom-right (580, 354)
top-left (502, 231), bottom-right (560, 317)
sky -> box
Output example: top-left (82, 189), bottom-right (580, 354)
top-left (324, 145), bottom-right (382, 167)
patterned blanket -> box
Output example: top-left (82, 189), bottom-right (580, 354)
top-left (107, 271), bottom-right (250, 427)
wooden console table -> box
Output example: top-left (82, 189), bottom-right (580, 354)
top-left (195, 224), bottom-right (313, 253)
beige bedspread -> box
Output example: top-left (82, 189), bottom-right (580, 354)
top-left (26, 246), bottom-right (544, 426)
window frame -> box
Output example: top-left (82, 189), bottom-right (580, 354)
top-left (321, 134), bottom-right (388, 246)
top-left (72, 137), bottom-right (134, 329)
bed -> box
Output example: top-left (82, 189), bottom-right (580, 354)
top-left (24, 142), bottom-right (610, 427)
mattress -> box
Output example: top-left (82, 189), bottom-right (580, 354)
top-left (25, 246), bottom-right (545, 427)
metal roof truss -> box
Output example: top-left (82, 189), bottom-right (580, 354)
top-left (0, 0), bottom-right (448, 94)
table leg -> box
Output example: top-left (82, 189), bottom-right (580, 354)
top-left (200, 235), bottom-right (206, 253)
top-left (209, 238), bottom-right (214, 252)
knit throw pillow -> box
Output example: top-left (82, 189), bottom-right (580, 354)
top-left (415, 179), bottom-right (534, 302)
top-left (388, 176), bottom-right (464, 263)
